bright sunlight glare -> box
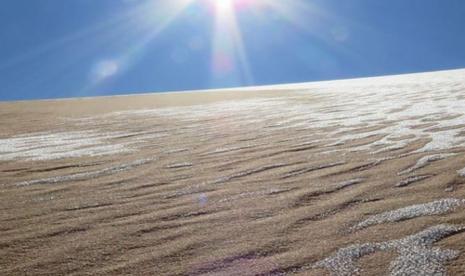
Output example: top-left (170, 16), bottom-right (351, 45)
top-left (209, 0), bottom-right (257, 14)
top-left (215, 0), bottom-right (233, 12)
top-left (77, 0), bottom-right (325, 93)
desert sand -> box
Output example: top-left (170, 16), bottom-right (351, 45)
top-left (1, 69), bottom-right (465, 275)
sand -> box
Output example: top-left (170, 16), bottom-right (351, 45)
top-left (1, 69), bottom-right (465, 275)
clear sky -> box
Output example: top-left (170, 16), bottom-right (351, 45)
top-left (1, 0), bottom-right (465, 101)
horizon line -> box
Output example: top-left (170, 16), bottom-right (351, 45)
top-left (3, 66), bottom-right (465, 103)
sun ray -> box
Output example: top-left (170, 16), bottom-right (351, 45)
top-left (209, 0), bottom-right (253, 87)
top-left (80, 0), bottom-right (195, 93)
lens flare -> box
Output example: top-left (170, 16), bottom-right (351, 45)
top-left (92, 60), bottom-right (120, 81)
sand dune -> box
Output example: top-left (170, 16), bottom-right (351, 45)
top-left (2, 69), bottom-right (465, 275)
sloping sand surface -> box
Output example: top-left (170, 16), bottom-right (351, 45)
top-left (2, 69), bottom-right (465, 275)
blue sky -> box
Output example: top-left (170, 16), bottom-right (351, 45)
top-left (1, 0), bottom-right (465, 101)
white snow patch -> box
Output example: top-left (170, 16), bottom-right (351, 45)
top-left (17, 158), bottom-right (155, 186)
top-left (314, 224), bottom-right (465, 276)
top-left (352, 199), bottom-right (465, 231)
top-left (0, 131), bottom-right (133, 161)
top-left (399, 153), bottom-right (457, 175)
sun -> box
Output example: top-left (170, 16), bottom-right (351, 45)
top-left (215, 0), bottom-right (233, 10)
top-left (209, 0), bottom-right (256, 15)
top-left (213, 0), bottom-right (233, 17)
top-left (208, 0), bottom-right (236, 17)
